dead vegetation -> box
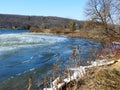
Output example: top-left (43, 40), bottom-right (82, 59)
top-left (69, 50), bottom-right (120, 90)
top-left (42, 43), bottom-right (120, 90)
top-left (77, 65), bottom-right (120, 90)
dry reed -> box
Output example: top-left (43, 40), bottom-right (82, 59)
top-left (28, 76), bottom-right (33, 90)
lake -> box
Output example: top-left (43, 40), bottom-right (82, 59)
top-left (0, 30), bottom-right (100, 90)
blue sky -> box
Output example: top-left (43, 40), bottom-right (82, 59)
top-left (0, 0), bottom-right (87, 20)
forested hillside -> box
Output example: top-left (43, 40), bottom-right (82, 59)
top-left (0, 14), bottom-right (82, 30)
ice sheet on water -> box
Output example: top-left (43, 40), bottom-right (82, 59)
top-left (0, 33), bottom-right (67, 55)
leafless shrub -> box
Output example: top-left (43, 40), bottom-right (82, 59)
top-left (53, 62), bottom-right (57, 78)
top-left (72, 48), bottom-right (77, 67)
top-left (43, 77), bottom-right (48, 89)
top-left (29, 27), bottom-right (43, 32)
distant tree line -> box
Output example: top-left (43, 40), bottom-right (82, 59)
top-left (0, 14), bottom-right (83, 30)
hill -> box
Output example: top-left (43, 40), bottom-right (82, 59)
top-left (0, 14), bottom-right (83, 30)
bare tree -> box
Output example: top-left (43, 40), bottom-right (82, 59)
top-left (114, 0), bottom-right (120, 23)
top-left (85, 0), bottom-right (115, 31)
top-left (85, 0), bottom-right (120, 41)
top-left (114, 0), bottom-right (120, 13)
top-left (69, 21), bottom-right (76, 31)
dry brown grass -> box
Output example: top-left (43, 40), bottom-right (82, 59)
top-left (110, 51), bottom-right (120, 60)
top-left (66, 49), bottom-right (120, 90)
top-left (29, 27), bottom-right (44, 32)
top-left (29, 26), bottom-right (120, 42)
top-left (76, 61), bottom-right (120, 90)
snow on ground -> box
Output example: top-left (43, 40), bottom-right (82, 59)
top-left (43, 59), bottom-right (117, 90)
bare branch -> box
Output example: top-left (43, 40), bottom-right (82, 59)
top-left (85, 0), bottom-right (120, 28)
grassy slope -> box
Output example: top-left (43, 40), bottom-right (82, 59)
top-left (76, 51), bottom-right (120, 90)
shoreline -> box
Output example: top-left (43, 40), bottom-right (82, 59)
top-left (36, 30), bottom-right (120, 90)
top-left (29, 29), bottom-right (112, 42)
top-left (43, 59), bottom-right (120, 90)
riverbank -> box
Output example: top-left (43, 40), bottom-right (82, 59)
top-left (77, 57), bottom-right (120, 90)
top-left (76, 50), bottom-right (120, 90)
top-left (29, 28), bottom-right (120, 43)
top-left (43, 51), bottom-right (120, 90)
